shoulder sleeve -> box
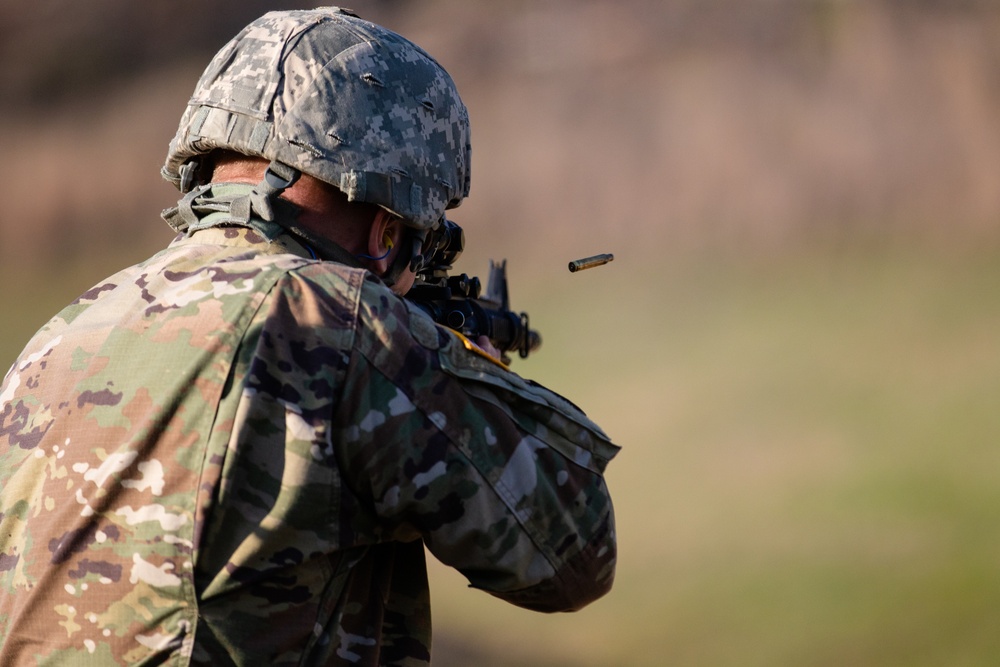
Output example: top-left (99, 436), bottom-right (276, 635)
top-left (332, 274), bottom-right (619, 612)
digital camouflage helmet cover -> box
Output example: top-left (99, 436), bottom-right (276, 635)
top-left (162, 7), bottom-right (471, 231)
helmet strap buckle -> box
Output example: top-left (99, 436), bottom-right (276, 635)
top-left (178, 160), bottom-right (200, 194)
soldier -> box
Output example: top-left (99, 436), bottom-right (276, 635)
top-left (0, 8), bottom-right (618, 666)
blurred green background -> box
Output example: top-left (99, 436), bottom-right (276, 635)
top-left (3, 1), bottom-right (1000, 665)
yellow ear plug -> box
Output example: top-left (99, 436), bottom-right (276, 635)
top-left (383, 233), bottom-right (394, 250)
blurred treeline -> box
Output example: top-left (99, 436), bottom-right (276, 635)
top-left (2, 0), bottom-right (1000, 269)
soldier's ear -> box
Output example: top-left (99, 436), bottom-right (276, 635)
top-left (362, 210), bottom-right (401, 273)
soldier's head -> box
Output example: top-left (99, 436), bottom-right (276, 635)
top-left (161, 8), bottom-right (471, 292)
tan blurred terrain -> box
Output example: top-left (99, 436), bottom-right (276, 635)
top-left (4, 2), bottom-right (1000, 666)
top-left (2, 0), bottom-right (1000, 267)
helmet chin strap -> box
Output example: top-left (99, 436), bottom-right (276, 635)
top-left (249, 160), bottom-right (362, 269)
top-left (257, 160), bottom-right (427, 286)
top-left (254, 161), bottom-right (300, 220)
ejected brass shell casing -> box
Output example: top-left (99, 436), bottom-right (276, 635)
top-left (568, 253), bottom-right (614, 273)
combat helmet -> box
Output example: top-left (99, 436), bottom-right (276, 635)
top-left (162, 7), bottom-right (471, 233)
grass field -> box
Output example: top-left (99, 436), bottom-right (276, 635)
top-left (3, 242), bottom-right (1000, 666)
top-left (427, 242), bottom-right (1000, 666)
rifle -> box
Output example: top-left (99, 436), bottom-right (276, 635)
top-left (406, 219), bottom-right (541, 364)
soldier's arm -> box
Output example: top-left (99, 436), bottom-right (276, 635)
top-left (333, 275), bottom-right (619, 611)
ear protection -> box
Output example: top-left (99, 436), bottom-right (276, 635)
top-left (356, 232), bottom-right (395, 262)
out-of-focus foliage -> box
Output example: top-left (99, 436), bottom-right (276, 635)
top-left (0, 0), bottom-right (404, 111)
top-left (3, 0), bottom-right (1000, 269)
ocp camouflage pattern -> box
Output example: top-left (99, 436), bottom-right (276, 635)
top-left (0, 226), bottom-right (618, 665)
top-left (162, 7), bottom-right (472, 230)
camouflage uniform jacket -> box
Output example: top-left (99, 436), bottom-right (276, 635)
top-left (0, 224), bottom-right (619, 665)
